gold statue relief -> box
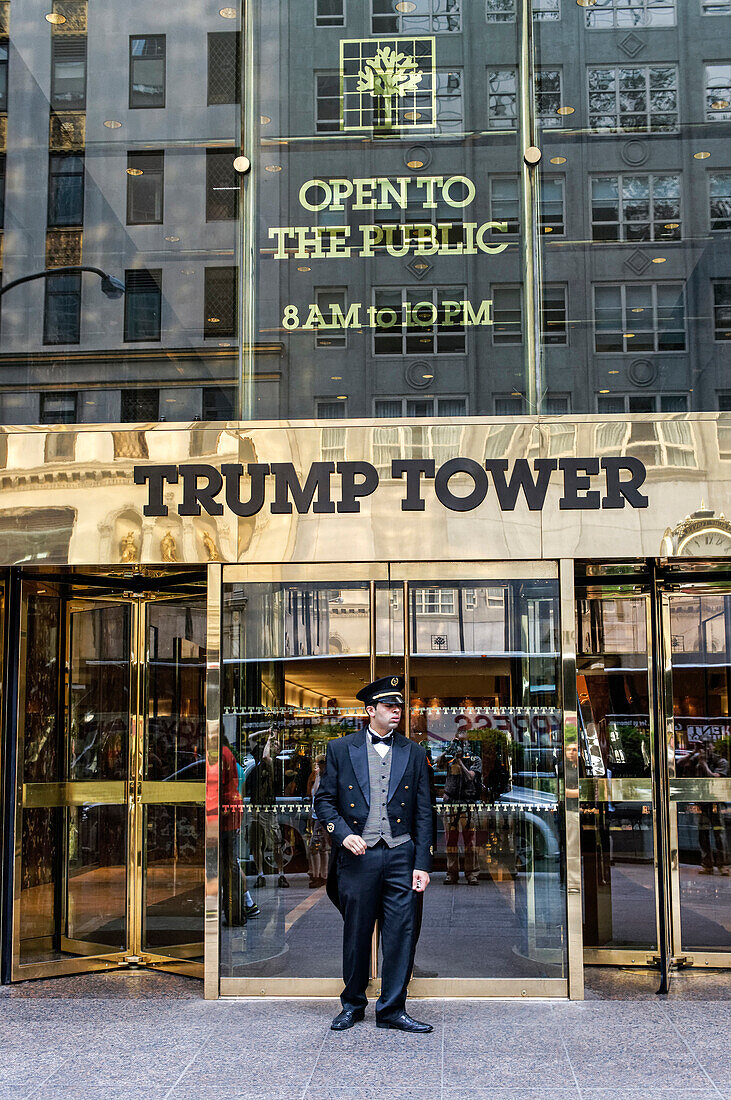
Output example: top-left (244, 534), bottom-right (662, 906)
top-left (160, 530), bottom-right (178, 563)
top-left (202, 530), bottom-right (222, 561)
top-left (120, 530), bottom-right (138, 563)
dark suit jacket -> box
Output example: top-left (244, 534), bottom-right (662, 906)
top-left (314, 729), bottom-right (433, 911)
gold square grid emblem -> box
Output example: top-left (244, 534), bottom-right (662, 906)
top-left (339, 37), bottom-right (436, 132)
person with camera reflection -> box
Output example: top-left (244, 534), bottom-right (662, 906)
top-left (678, 737), bottom-right (729, 876)
top-left (438, 728), bottom-right (483, 886)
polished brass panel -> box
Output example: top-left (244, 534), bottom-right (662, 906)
top-left (22, 781), bottom-right (127, 808)
top-left (580, 778), bottom-right (654, 803)
top-left (220, 977), bottom-right (567, 998)
top-left (668, 778), bottom-right (729, 802)
top-left (390, 560), bottom-right (558, 582)
top-left (140, 781), bottom-right (206, 805)
top-left (560, 560), bottom-right (583, 1000)
top-left (204, 564), bottom-right (222, 1000)
top-left (223, 563), bottom-right (389, 583)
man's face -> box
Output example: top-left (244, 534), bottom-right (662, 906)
top-left (368, 701), bottom-right (402, 734)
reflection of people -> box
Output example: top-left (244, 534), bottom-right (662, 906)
top-left (248, 733), bottom-right (289, 888)
top-left (438, 731), bottom-right (482, 886)
top-left (315, 676), bottom-right (433, 1033)
top-left (679, 739), bottom-right (729, 875)
top-left (220, 743), bottom-right (243, 924)
top-left (306, 755), bottom-right (329, 887)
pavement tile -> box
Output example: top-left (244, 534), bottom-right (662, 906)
top-left (566, 1050), bottom-right (709, 1090)
top-left (306, 1091), bottom-right (442, 1100)
top-left (441, 1092), bottom-right (580, 1100)
top-left (580, 1092), bottom-right (717, 1099)
top-left (310, 1052), bottom-right (442, 1089)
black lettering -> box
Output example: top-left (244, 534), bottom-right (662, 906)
top-left (485, 459), bottom-right (557, 511)
top-left (434, 459), bottom-right (488, 512)
top-left (179, 464), bottom-right (224, 516)
top-left (134, 464), bottom-right (178, 517)
top-left (558, 459), bottom-right (601, 510)
top-left (601, 457), bottom-right (649, 509)
top-left (222, 463), bottom-right (270, 517)
top-left (392, 459), bottom-right (436, 511)
top-left (270, 462), bottom-right (335, 514)
top-left (337, 462), bottom-right (379, 513)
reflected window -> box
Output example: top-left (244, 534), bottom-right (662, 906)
top-left (595, 413), bottom-right (695, 466)
top-left (536, 69), bottom-right (562, 127)
top-left (207, 31), bottom-right (240, 105)
top-left (51, 37), bottom-right (87, 109)
top-left (206, 149), bottom-right (238, 220)
top-left (713, 280), bottom-right (731, 341)
top-left (374, 397), bottom-right (466, 417)
top-left (43, 273), bottom-right (81, 345)
top-left (0, 42), bottom-right (7, 110)
top-left (0, 154), bottom-right (5, 228)
top-left (593, 282), bottom-right (685, 353)
top-left (591, 173), bottom-right (681, 241)
top-left (126, 152), bottom-right (164, 225)
top-left (541, 285), bottom-right (567, 345)
top-left (490, 177), bottom-right (519, 234)
top-left (486, 0), bottom-right (560, 20)
top-left (204, 266), bottom-right (237, 338)
top-left (719, 396), bottom-right (731, 460)
top-left (40, 392), bottom-right (77, 425)
top-left (378, 177), bottom-right (466, 248)
top-left (494, 395), bottom-right (522, 414)
top-left (316, 0), bottom-right (345, 26)
top-left (48, 154), bottom-right (84, 228)
top-left (709, 172), bottom-right (731, 231)
top-left (423, 69), bottom-right (463, 133)
top-left (202, 386), bottom-right (236, 420)
top-left (372, 287), bottom-right (467, 355)
top-left (315, 287), bottom-right (347, 347)
top-left (541, 177), bottom-right (565, 233)
top-left (492, 285), bottom-right (522, 344)
top-left (372, 420), bottom-right (463, 474)
top-left (371, 0), bottom-right (463, 34)
top-left (702, 0), bottom-right (731, 11)
top-left (124, 270), bottom-right (162, 343)
top-left (587, 65), bottom-right (678, 133)
top-left (129, 35), bottom-right (166, 109)
top-left (585, 0), bottom-right (676, 28)
top-left (316, 72), bottom-right (340, 133)
top-left (415, 588), bottom-right (456, 615)
top-left (121, 388), bottom-right (159, 422)
top-left (597, 393), bottom-right (689, 414)
top-left (705, 63), bottom-right (731, 121)
top-left (316, 399), bottom-right (348, 418)
top-left (488, 69), bottom-right (517, 129)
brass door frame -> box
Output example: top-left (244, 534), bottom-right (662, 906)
top-left (660, 580), bottom-right (731, 971)
top-left (11, 581), bottom-right (206, 982)
top-left (212, 560), bottom-right (574, 1000)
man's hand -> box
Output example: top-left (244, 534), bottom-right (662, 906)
top-left (412, 869), bottom-right (430, 893)
top-left (343, 834), bottom-right (367, 855)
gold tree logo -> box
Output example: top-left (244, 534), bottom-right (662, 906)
top-left (340, 37), bottom-right (436, 132)
top-left (356, 45), bottom-right (423, 129)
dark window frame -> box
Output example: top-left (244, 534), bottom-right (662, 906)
top-left (126, 151), bottom-right (165, 225)
top-left (43, 272), bottom-right (82, 346)
top-left (48, 153), bottom-right (85, 229)
top-left (129, 34), bottom-right (166, 110)
top-left (206, 149), bottom-right (239, 221)
top-left (204, 266), bottom-right (237, 338)
top-left (51, 36), bottom-right (87, 110)
top-left (124, 269), bottom-right (163, 343)
top-left (207, 31), bottom-right (241, 105)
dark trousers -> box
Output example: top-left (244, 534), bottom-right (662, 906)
top-left (337, 839), bottom-right (416, 1021)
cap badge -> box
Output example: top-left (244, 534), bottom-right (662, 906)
top-left (327, 822), bottom-right (335, 833)
top-left (391, 677), bottom-right (398, 687)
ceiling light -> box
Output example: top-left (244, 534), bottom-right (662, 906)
top-left (165, 235), bottom-right (180, 242)
top-left (219, 7), bottom-right (237, 18)
top-left (631, 307), bottom-right (644, 312)
top-left (544, 226), bottom-right (553, 233)
top-left (395, 1), bottom-right (417, 10)
top-left (511, 391), bottom-right (521, 397)
top-left (557, 106), bottom-right (575, 116)
top-left (423, 373), bottom-right (434, 379)
top-left (265, 164), bottom-right (282, 172)
top-left (297, 266), bottom-right (311, 272)
top-left (577, 0), bottom-right (596, 6)
top-left (608, 370), bottom-right (619, 375)
top-left (599, 389), bottom-right (610, 394)
top-left (407, 158), bottom-right (425, 169)
top-left (664, 222), bottom-right (679, 229)
top-left (126, 167), bottom-right (143, 176)
top-left (711, 99), bottom-right (729, 110)
top-left (336, 395), bottom-right (347, 400)
top-left (694, 151), bottom-right (710, 159)
top-left (45, 12), bottom-right (66, 24)
top-left (550, 156), bottom-right (567, 164)
top-left (207, 317), bottom-right (221, 324)
top-left (260, 115), bottom-right (271, 125)
top-left (331, 376), bottom-right (342, 381)
top-left (219, 342), bottom-right (232, 347)
top-left (414, 262), bottom-right (429, 270)
top-left (104, 120), bottom-right (122, 129)
top-left (404, 112), bottom-right (422, 121)
top-left (652, 257), bottom-right (667, 263)
top-left (623, 333), bottom-right (635, 339)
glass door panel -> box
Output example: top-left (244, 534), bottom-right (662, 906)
top-left (576, 593), bottom-right (657, 959)
top-left (220, 579), bottom-right (372, 983)
top-left (406, 578), bottom-right (566, 981)
top-left (667, 592), bottom-right (731, 959)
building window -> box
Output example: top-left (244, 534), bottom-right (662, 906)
top-left (48, 154), bottom-right (84, 228)
top-left (316, 73), bottom-right (340, 133)
top-left (705, 64), bottom-right (731, 122)
top-left (373, 419), bottom-right (463, 476)
top-left (0, 154), bottom-right (5, 228)
top-left (375, 397), bottom-right (466, 419)
top-left (129, 36), bottom-right (166, 109)
top-left (488, 69), bottom-right (518, 129)
top-left (428, 70), bottom-right (463, 133)
top-left (206, 149), bottom-right (238, 220)
top-left (593, 283), bottom-right (685, 352)
top-left (492, 287), bottom-right (522, 344)
top-left (545, 395), bottom-right (571, 414)
top-left (414, 588), bottom-right (456, 615)
top-left (43, 273), bottom-right (81, 345)
top-left (595, 414), bottom-right (695, 469)
top-left (124, 270), bottom-right (162, 342)
top-left (204, 266), bottom-right (237, 338)
top-left (588, 66), bottom-right (678, 133)
top-left (702, 0), bottom-right (731, 12)
top-left (494, 395), bottom-right (523, 414)
top-left (121, 388), bottom-right (160, 422)
top-left (591, 173), bottom-right (681, 241)
top-left (490, 178), bottom-right (520, 233)
top-left (316, 0), bottom-right (345, 26)
top-left (713, 280), bottom-right (731, 341)
top-left (203, 386), bottom-right (236, 420)
top-left (597, 393), bottom-right (688, 413)
top-left (377, 178), bottom-right (466, 247)
top-left (316, 399), bottom-right (348, 418)
top-left (536, 69), bottom-right (562, 127)
top-left (584, 0), bottom-right (676, 28)
top-left (126, 152), bottom-right (164, 225)
top-left (51, 37), bottom-right (87, 109)
top-left (486, 1), bottom-right (560, 21)
top-left (541, 177), bottom-right (565, 234)
top-left (207, 32), bottom-right (240, 105)
top-left (371, 0), bottom-right (463, 35)
top-left (315, 288), bottom-right (348, 348)
top-left (541, 286), bottom-right (568, 345)
top-left (40, 392), bottom-right (77, 425)
top-left (710, 172), bottom-right (731, 231)
top-left (0, 42), bottom-right (8, 110)
top-left (372, 287), bottom-right (467, 356)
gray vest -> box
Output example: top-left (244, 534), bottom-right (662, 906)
top-left (361, 738), bottom-right (410, 848)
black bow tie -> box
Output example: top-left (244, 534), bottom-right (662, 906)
top-left (370, 733), bottom-right (393, 746)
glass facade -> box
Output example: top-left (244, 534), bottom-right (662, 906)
top-left (0, 2), bottom-right (725, 423)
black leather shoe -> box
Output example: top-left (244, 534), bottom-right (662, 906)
top-left (331, 1008), bottom-right (365, 1030)
top-left (376, 1012), bottom-right (433, 1033)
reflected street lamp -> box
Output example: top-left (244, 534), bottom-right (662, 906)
top-left (0, 265), bottom-right (125, 299)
